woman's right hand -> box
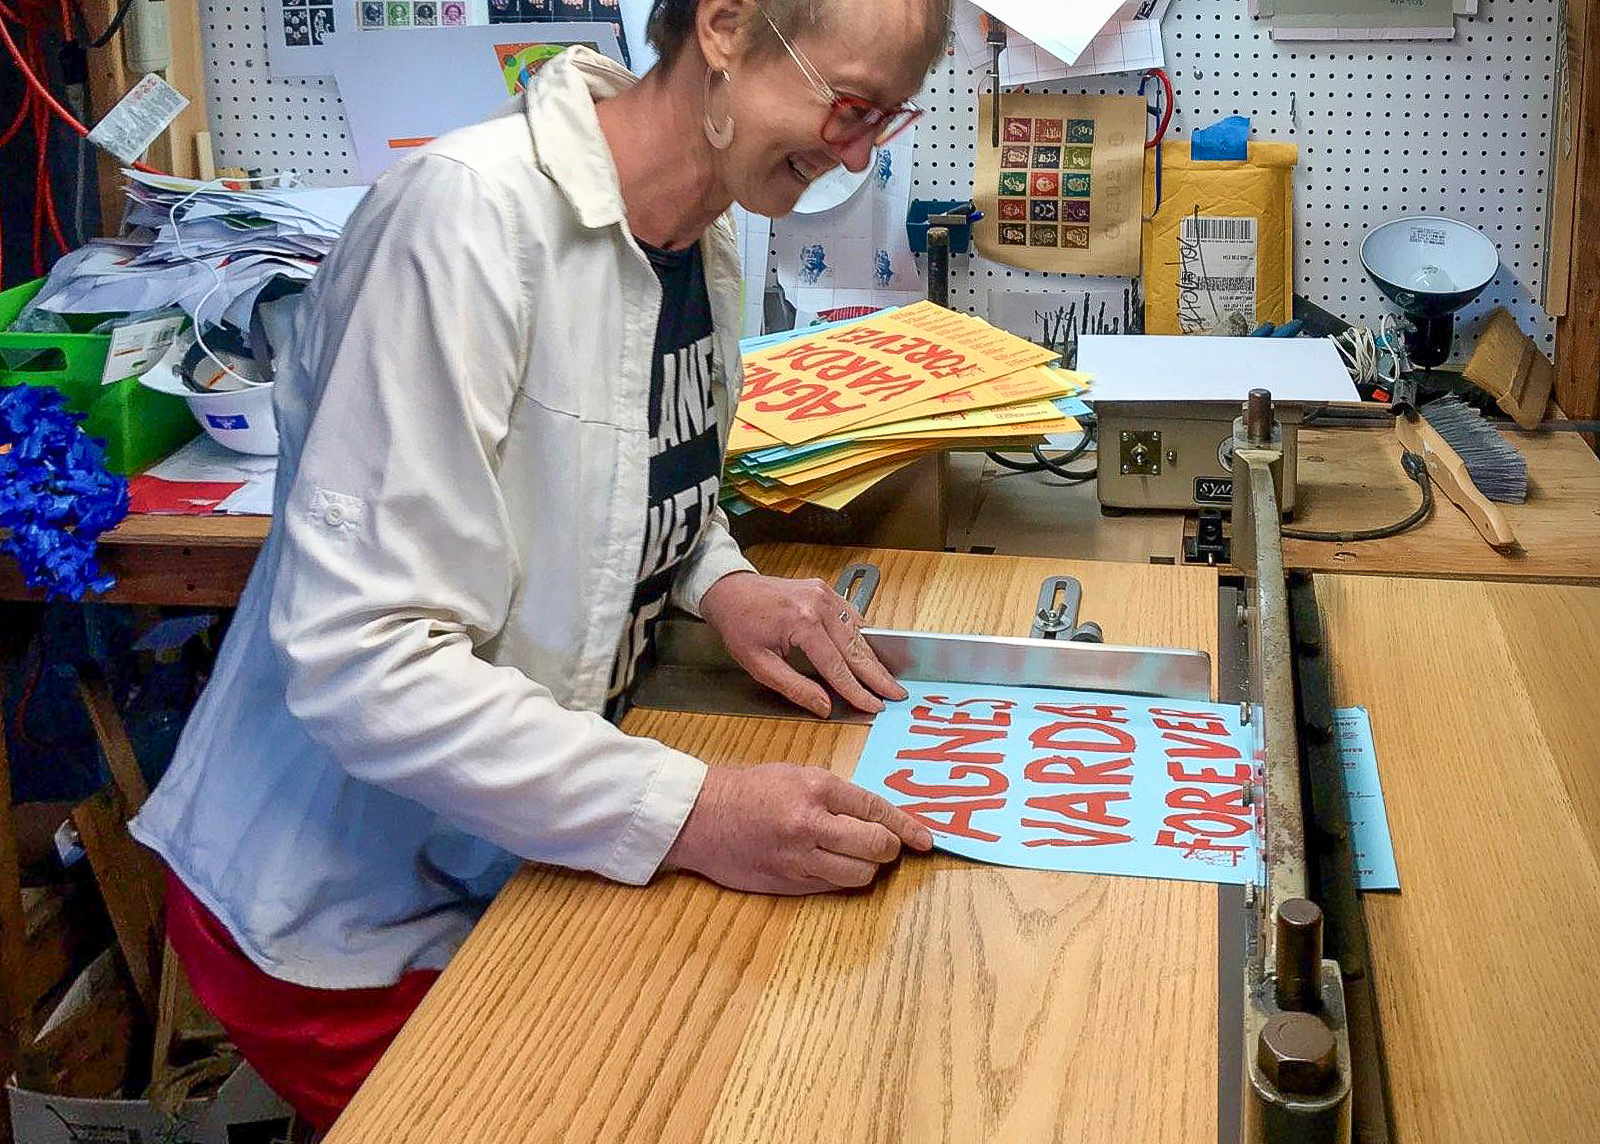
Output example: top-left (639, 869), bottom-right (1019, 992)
top-left (661, 763), bottom-right (934, 895)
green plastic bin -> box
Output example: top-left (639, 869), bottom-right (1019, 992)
top-left (0, 278), bottom-right (199, 475)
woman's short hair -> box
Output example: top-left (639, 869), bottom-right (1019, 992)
top-left (645, 0), bottom-right (950, 72)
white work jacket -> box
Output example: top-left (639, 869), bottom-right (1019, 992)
top-left (130, 48), bottom-right (754, 989)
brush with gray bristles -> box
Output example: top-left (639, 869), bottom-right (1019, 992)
top-left (1420, 396), bottom-right (1528, 504)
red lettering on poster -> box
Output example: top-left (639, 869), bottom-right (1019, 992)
top-left (1024, 754), bottom-right (1133, 786)
top-left (899, 798), bottom-right (1005, 842)
top-left (884, 766), bottom-right (1008, 799)
top-left (895, 725), bottom-right (1006, 765)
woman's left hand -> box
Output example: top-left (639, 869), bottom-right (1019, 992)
top-left (699, 572), bottom-right (907, 719)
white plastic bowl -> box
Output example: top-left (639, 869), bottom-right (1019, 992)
top-left (137, 336), bottom-right (279, 456)
top-left (180, 381), bottom-right (278, 455)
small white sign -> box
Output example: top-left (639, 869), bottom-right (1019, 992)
top-left (86, 73), bottom-right (189, 165)
top-left (100, 314), bottom-right (186, 385)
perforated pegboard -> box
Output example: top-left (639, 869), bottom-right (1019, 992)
top-left (199, 0), bottom-right (1557, 353)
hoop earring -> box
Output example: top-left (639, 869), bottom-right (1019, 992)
top-left (704, 66), bottom-right (734, 150)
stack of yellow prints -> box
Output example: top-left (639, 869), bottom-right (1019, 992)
top-left (725, 301), bottom-right (1090, 514)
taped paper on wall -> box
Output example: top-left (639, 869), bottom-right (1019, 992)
top-left (269, 0), bottom-right (653, 79)
top-left (771, 129), bottom-right (921, 311)
top-left (329, 26), bottom-right (623, 180)
top-left (972, 93), bottom-right (1146, 276)
top-left (87, 74), bottom-right (190, 166)
top-left (1254, 0), bottom-right (1454, 41)
top-left (954, 0), bottom-right (1171, 84)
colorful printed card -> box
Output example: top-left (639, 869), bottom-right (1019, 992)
top-left (737, 301), bottom-right (1057, 445)
top-left (853, 681), bottom-right (1262, 885)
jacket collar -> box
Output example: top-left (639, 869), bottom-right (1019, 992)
top-left (525, 47), bottom-right (638, 230)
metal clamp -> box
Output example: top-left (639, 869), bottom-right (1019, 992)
top-left (986, 17), bottom-right (1007, 148)
top-left (1030, 576), bottom-right (1104, 643)
top-left (833, 562), bottom-right (880, 617)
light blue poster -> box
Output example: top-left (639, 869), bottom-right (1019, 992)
top-left (1333, 707), bottom-right (1400, 891)
top-left (853, 680), bottom-right (1262, 885)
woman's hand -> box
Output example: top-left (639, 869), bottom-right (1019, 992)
top-left (662, 763), bottom-right (934, 894)
top-left (698, 572), bottom-right (907, 718)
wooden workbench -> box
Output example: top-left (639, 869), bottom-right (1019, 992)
top-left (1284, 425), bottom-right (1600, 582)
top-left (324, 545), bottom-right (1228, 1144)
top-left (0, 412), bottom-right (1592, 609)
top-left (1316, 574), bottom-right (1600, 1142)
top-left (0, 514), bottom-right (267, 607)
top-left (965, 423), bottom-right (1600, 582)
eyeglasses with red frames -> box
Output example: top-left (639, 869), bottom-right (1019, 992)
top-left (755, 5), bottom-right (924, 147)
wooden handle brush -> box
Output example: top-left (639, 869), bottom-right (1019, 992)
top-left (1395, 411), bottom-right (1519, 552)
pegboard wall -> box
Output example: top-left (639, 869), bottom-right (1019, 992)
top-left (199, 0), bottom-right (1558, 354)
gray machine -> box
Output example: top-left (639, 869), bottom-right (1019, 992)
top-left (1095, 398), bottom-right (1304, 514)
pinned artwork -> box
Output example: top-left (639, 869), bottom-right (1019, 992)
top-left (496, 41), bottom-right (585, 92)
top-left (362, 0), bottom-right (467, 27)
top-left (770, 128), bottom-right (923, 321)
top-left (974, 93), bottom-right (1145, 275)
top-left (853, 681), bottom-right (1262, 885)
top-left (283, 0), bottom-right (337, 45)
top-left (346, 0), bottom-right (629, 67)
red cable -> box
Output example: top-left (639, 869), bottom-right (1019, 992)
top-left (33, 108), bottom-right (46, 274)
top-left (0, 12), bottom-right (159, 172)
top-left (2, 15), bottom-right (87, 133)
top-left (1144, 67), bottom-right (1174, 148)
top-left (1, 81), bottom-right (29, 145)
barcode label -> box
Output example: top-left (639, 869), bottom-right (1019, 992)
top-left (1177, 215), bottom-right (1260, 334)
top-left (1183, 217), bottom-right (1258, 243)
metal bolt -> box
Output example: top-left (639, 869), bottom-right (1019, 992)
top-left (1246, 389), bottom-right (1274, 445)
top-left (1275, 898), bottom-right (1324, 1012)
top-left (1035, 607), bottom-right (1068, 633)
top-left (1257, 1013), bottom-right (1338, 1096)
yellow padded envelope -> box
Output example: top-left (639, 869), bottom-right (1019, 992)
top-left (1142, 141), bottom-right (1298, 335)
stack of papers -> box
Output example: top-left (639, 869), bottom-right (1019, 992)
top-left (724, 303), bottom-right (1090, 514)
top-left (25, 171), bottom-right (367, 331)
top-left (128, 436), bottom-right (277, 515)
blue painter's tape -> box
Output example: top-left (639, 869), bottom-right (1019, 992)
top-left (1191, 115), bottom-right (1251, 161)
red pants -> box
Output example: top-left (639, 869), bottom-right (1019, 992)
top-left (164, 871), bottom-right (440, 1131)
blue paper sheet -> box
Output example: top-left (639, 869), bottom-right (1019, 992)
top-left (853, 681), bottom-right (1261, 885)
top-left (1333, 707), bottom-right (1400, 891)
top-left (1191, 115), bottom-right (1252, 161)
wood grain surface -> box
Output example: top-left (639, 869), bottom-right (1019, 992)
top-left (326, 546), bottom-right (1225, 1144)
top-left (1317, 574), bottom-right (1600, 1143)
top-left (1285, 425), bottom-right (1600, 582)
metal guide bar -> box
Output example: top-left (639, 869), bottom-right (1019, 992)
top-left (630, 567), bottom-right (1214, 721)
top-left (1290, 575), bottom-right (1393, 1144)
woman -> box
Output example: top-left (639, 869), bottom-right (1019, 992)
top-left (130, 0), bottom-right (953, 1129)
